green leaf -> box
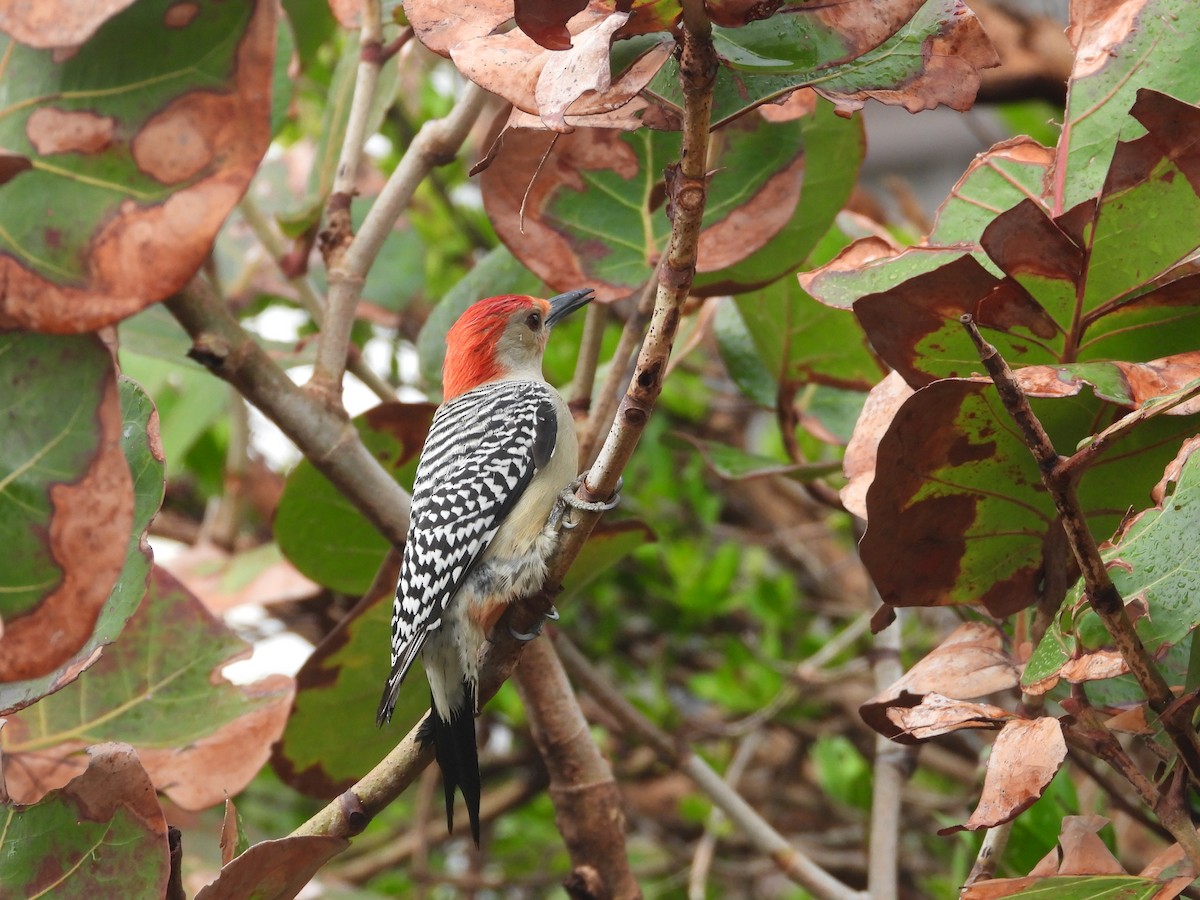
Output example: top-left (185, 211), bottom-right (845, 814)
top-left (711, 14), bottom-right (854, 74)
top-left (275, 403), bottom-right (436, 594)
top-left (1026, 441), bottom-right (1200, 692)
top-left (1059, 0), bottom-right (1200, 211)
top-left (0, 0), bottom-right (275, 331)
top-left (820, 94), bottom-right (1200, 390)
top-left (0, 744), bottom-right (169, 899)
top-left (926, 137), bottom-right (1053, 247)
top-left (119, 306), bottom-right (231, 473)
top-left (0, 376), bottom-right (162, 717)
top-left (714, 297), bottom-right (779, 407)
top-left (559, 520), bottom-right (657, 606)
top-left (693, 98), bottom-right (864, 294)
top-left (0, 333), bottom-right (134, 689)
top-left (733, 274), bottom-right (884, 392)
top-left (1, 568), bottom-right (294, 811)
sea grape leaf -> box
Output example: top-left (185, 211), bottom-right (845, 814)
top-left (811, 92), bottom-right (1200, 390)
top-left (693, 97), bottom-right (863, 294)
top-left (0, 568), bottom-right (294, 810)
top-left (0, 743), bottom-right (169, 898)
top-left (481, 111), bottom-right (811, 300)
top-left (1058, 0), bottom-right (1200, 211)
top-left (862, 359), bottom-right (1200, 615)
top-left (926, 136), bottom-right (1054, 247)
top-left (0, 0), bottom-right (275, 332)
top-left (0, 333), bottom-right (133, 684)
top-left (275, 403), bottom-right (436, 595)
top-left (646, 0), bottom-right (995, 126)
top-left (733, 271), bottom-right (885, 393)
top-left (0, 376), bottom-right (162, 716)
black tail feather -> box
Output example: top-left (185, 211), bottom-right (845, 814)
top-left (418, 684), bottom-right (481, 847)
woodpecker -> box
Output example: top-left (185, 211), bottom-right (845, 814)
top-left (377, 288), bottom-right (612, 846)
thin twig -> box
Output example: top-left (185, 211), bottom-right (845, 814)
top-left (867, 604), bottom-right (907, 900)
top-left (311, 0), bottom-right (387, 405)
top-left (688, 731), bottom-right (764, 900)
top-left (239, 195), bottom-right (396, 403)
top-left (569, 302), bottom-right (609, 414)
top-left (553, 632), bottom-right (867, 900)
top-left (311, 78), bottom-right (488, 405)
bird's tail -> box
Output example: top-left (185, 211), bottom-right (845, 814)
top-left (418, 682), bottom-right (481, 847)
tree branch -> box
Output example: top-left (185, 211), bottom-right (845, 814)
top-left (238, 195), bottom-right (397, 404)
top-left (514, 639), bottom-right (640, 899)
top-left (310, 76), bottom-right (488, 405)
top-left (165, 276), bottom-right (411, 547)
top-left (311, 0), bottom-right (386, 404)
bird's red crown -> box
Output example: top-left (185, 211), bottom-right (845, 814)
top-left (442, 295), bottom-right (549, 400)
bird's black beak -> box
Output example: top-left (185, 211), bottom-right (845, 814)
top-left (545, 288), bottom-right (594, 327)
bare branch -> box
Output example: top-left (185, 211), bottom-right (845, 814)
top-left (165, 277), bottom-right (411, 548)
top-left (311, 76), bottom-right (488, 405)
top-left (514, 639), bottom-right (640, 899)
top-left (311, 0), bottom-right (387, 404)
top-left (238, 195), bottom-right (397, 404)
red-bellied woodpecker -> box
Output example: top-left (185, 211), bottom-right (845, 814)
top-left (377, 288), bottom-right (616, 846)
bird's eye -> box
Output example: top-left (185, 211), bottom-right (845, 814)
top-left (526, 312), bottom-right (542, 331)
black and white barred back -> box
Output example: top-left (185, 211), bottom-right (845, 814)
top-left (376, 379), bottom-right (558, 725)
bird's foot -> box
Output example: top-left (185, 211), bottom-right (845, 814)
top-left (509, 605), bottom-right (560, 642)
top-left (554, 476), bottom-right (622, 530)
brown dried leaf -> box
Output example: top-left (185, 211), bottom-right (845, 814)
top-left (941, 718), bottom-right (1067, 834)
top-left (405, 0), bottom-right (512, 57)
top-left (535, 11), bottom-right (631, 131)
top-left (220, 798), bottom-right (241, 866)
top-left (817, 1), bottom-right (1000, 114)
top-left (861, 622), bottom-right (1019, 742)
top-left (452, 7), bottom-right (670, 127)
top-left (0, 0), bottom-right (137, 48)
top-left (516, 0), bottom-right (589, 50)
top-left (841, 371), bottom-right (914, 519)
top-left (885, 692), bottom-right (1012, 740)
top-left (194, 835), bottom-right (348, 900)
